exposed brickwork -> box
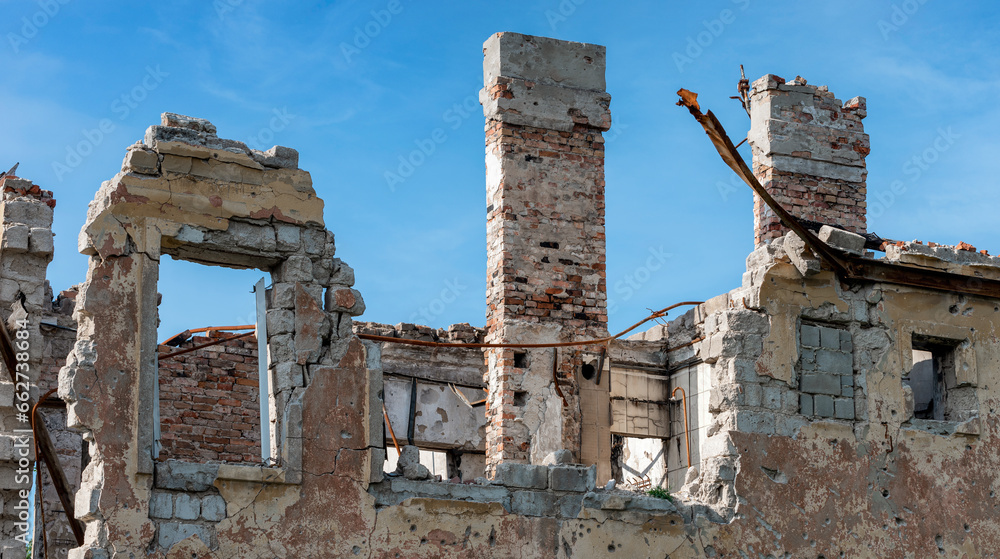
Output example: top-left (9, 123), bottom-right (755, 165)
top-left (484, 119), bottom-right (608, 331)
top-left (481, 33), bottom-right (611, 475)
top-left (749, 75), bottom-right (869, 246)
top-left (157, 335), bottom-right (262, 463)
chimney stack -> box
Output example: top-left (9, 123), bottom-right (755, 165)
top-left (480, 32), bottom-right (612, 478)
top-left (748, 75), bottom-right (869, 246)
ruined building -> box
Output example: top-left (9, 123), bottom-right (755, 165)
top-left (0, 31), bottom-right (998, 557)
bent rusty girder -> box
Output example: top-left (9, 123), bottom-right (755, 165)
top-left (676, 89), bottom-right (1000, 300)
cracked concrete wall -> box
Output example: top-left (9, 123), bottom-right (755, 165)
top-left (481, 32), bottom-right (612, 478)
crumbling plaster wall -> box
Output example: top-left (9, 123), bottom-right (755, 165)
top-left (666, 233), bottom-right (1000, 557)
top-left (57, 113), bottom-right (373, 556)
top-left (0, 175), bottom-right (57, 557)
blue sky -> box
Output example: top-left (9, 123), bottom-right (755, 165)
top-left (2, 0), bottom-right (998, 340)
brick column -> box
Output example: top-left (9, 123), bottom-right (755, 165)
top-left (748, 75), bottom-right (869, 246)
top-left (480, 32), bottom-right (611, 476)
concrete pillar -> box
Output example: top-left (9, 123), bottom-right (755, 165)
top-left (480, 32), bottom-right (612, 478)
top-left (748, 75), bottom-right (869, 246)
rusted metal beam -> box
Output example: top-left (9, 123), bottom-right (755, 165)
top-left (845, 258), bottom-right (1000, 300)
top-left (675, 89), bottom-right (850, 276)
top-left (676, 88), bottom-right (1000, 301)
top-left (0, 319), bottom-right (84, 545)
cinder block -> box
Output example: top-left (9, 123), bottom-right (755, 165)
top-left (800, 373), bottom-right (841, 396)
top-left (155, 460), bottom-right (219, 492)
top-left (160, 154), bottom-right (193, 174)
top-left (744, 383), bottom-right (762, 407)
top-left (556, 493), bottom-right (584, 518)
top-left (0, 225), bottom-right (29, 252)
top-left (510, 490), bottom-right (557, 517)
top-left (274, 224), bottom-right (301, 251)
top-left (157, 522), bottom-right (215, 551)
top-left (800, 324), bottom-right (820, 348)
top-left (173, 494), bottom-right (200, 520)
top-left (276, 255), bottom-right (313, 283)
top-left (840, 330), bottom-right (853, 352)
top-left (266, 309), bottom-right (295, 335)
top-left (149, 492), bottom-right (172, 519)
top-left (819, 327), bottom-right (842, 350)
top-left (549, 465), bottom-right (596, 493)
top-left (494, 462), bottom-right (548, 489)
top-left (735, 410), bottom-right (775, 435)
top-left (269, 282), bottom-right (297, 309)
top-left (762, 386), bottom-right (782, 410)
top-left (301, 228), bottom-right (327, 256)
top-left (819, 225), bottom-right (866, 256)
top-left (799, 348), bottom-right (816, 371)
top-left (834, 398), bottom-right (854, 420)
top-left (125, 149), bottom-right (159, 174)
top-left (814, 395), bottom-right (835, 418)
top-left (817, 350), bottom-right (853, 376)
top-left (28, 227), bottom-right (53, 255)
top-left (329, 258), bottom-right (356, 287)
top-left (201, 495), bottom-right (227, 521)
top-left (255, 145), bottom-right (299, 169)
top-left (841, 374), bottom-right (854, 398)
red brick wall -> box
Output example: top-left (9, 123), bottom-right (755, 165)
top-left (157, 335), bottom-right (262, 463)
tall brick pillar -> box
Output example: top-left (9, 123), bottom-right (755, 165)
top-left (480, 32), bottom-right (612, 477)
top-left (748, 75), bottom-right (870, 246)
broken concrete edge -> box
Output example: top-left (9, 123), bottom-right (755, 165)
top-left (759, 225), bottom-right (1000, 283)
top-left (354, 321), bottom-right (486, 343)
top-left (481, 32), bottom-right (612, 132)
top-left (148, 112), bottom-right (299, 170)
top-left (155, 459), bottom-right (294, 490)
top-left (370, 469), bottom-right (684, 521)
top-left (884, 239), bottom-right (1000, 275)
